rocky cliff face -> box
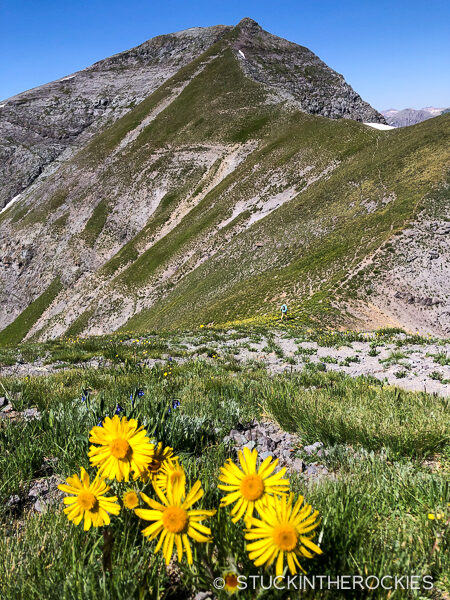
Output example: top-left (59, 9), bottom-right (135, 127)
top-left (0, 25), bottom-right (231, 210)
top-left (0, 18), bottom-right (384, 211)
top-left (233, 19), bottom-right (384, 122)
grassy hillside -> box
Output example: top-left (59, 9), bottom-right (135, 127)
top-left (0, 41), bottom-right (448, 343)
top-left (122, 114), bottom-right (449, 331)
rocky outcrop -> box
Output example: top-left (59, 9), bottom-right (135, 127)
top-left (0, 25), bottom-right (231, 210)
top-left (233, 18), bottom-right (385, 122)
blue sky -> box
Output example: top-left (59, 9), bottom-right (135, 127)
top-left (1, 0), bottom-right (449, 109)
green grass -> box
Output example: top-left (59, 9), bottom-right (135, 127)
top-left (0, 334), bottom-right (448, 599)
top-left (11, 189), bottom-right (68, 227)
top-left (81, 199), bottom-right (111, 247)
top-left (262, 370), bottom-right (449, 458)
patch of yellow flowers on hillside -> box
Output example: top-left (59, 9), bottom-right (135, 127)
top-left (58, 414), bottom-right (322, 576)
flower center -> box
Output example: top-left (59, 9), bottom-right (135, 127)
top-left (123, 491), bottom-right (139, 509)
top-left (225, 573), bottom-right (239, 589)
top-left (110, 438), bottom-right (131, 459)
top-left (240, 474), bottom-right (265, 501)
top-left (162, 506), bottom-right (189, 533)
top-left (78, 491), bottom-right (98, 511)
top-left (273, 524), bottom-right (298, 552)
top-left (147, 458), bottom-right (161, 472)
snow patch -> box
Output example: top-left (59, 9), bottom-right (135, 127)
top-left (364, 122), bottom-right (395, 130)
top-left (60, 76), bottom-right (75, 82)
top-left (238, 50), bottom-right (246, 59)
top-left (0, 194), bottom-right (22, 215)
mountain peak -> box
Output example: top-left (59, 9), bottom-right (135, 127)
top-left (236, 17), bottom-right (262, 30)
top-left (0, 20), bottom-right (448, 341)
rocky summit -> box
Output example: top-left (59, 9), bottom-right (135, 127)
top-left (0, 17), bottom-right (449, 344)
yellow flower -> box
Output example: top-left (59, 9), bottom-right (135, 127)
top-left (428, 513), bottom-right (435, 520)
top-left (123, 490), bottom-right (139, 509)
top-left (58, 467), bottom-right (120, 531)
top-left (155, 458), bottom-right (186, 492)
top-left (135, 479), bottom-right (216, 565)
top-left (164, 372), bottom-right (168, 377)
top-left (223, 570), bottom-right (240, 594)
top-left (199, 325), bottom-right (204, 328)
top-left (218, 447), bottom-right (289, 523)
top-left (88, 415), bottom-right (154, 482)
top-left (141, 442), bottom-right (176, 482)
top-left (245, 493), bottom-right (322, 576)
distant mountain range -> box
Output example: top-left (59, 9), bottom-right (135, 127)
top-left (0, 18), bottom-right (449, 343)
top-left (382, 107), bottom-right (449, 127)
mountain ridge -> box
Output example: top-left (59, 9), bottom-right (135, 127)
top-left (382, 106), bottom-right (449, 127)
top-left (0, 19), bottom-right (448, 344)
top-left (0, 17), bottom-right (384, 212)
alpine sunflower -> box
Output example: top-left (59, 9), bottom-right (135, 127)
top-left (223, 571), bottom-right (240, 594)
top-left (135, 479), bottom-right (216, 565)
top-left (58, 467), bottom-right (120, 530)
top-left (88, 415), bottom-right (154, 482)
top-left (123, 490), bottom-right (139, 509)
top-left (154, 457), bottom-right (186, 492)
top-left (141, 442), bottom-right (176, 482)
top-left (245, 493), bottom-right (322, 576)
top-left (218, 447), bottom-right (289, 523)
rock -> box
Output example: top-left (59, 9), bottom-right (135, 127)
top-left (259, 451), bottom-right (272, 461)
top-left (224, 420), bottom-right (332, 480)
top-left (233, 433), bottom-right (247, 446)
top-left (303, 441), bottom-right (323, 455)
top-left (33, 499), bottom-right (46, 513)
top-left (305, 464), bottom-right (319, 475)
top-left (193, 592), bottom-right (214, 600)
top-left (267, 439), bottom-right (277, 452)
top-left (6, 494), bottom-right (21, 507)
top-left (0, 396), bottom-right (7, 408)
top-left (291, 458), bottom-right (304, 472)
top-left (1, 403), bottom-right (13, 413)
top-left (23, 407), bottom-right (41, 421)
top-left (27, 475), bottom-right (63, 512)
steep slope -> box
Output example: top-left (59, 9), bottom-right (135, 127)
top-left (0, 21), bottom-right (448, 344)
top-left (0, 18), bottom-right (384, 212)
top-left (227, 18), bottom-right (384, 122)
top-left (0, 25), bottom-right (231, 210)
